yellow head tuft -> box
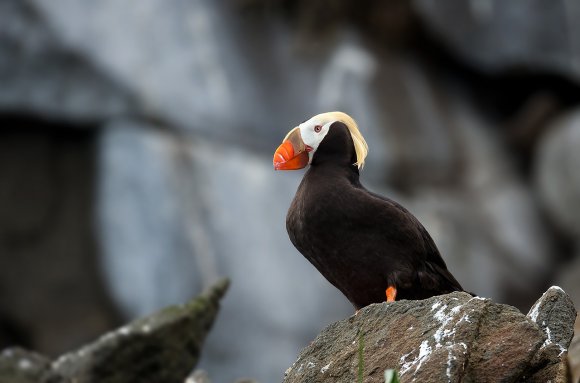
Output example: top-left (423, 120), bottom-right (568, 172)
top-left (312, 111), bottom-right (368, 169)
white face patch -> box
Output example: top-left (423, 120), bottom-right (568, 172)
top-left (288, 111), bottom-right (367, 168)
top-left (298, 118), bottom-right (334, 163)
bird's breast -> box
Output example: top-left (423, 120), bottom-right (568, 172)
top-left (286, 181), bottom-right (352, 261)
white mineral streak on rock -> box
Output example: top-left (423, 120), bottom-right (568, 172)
top-left (401, 299), bottom-right (472, 381)
top-left (100, 332), bottom-right (116, 343)
top-left (433, 304), bottom-right (448, 322)
top-left (400, 351), bottom-right (412, 365)
top-left (445, 353), bottom-right (455, 379)
top-left (320, 362), bottom-right (331, 374)
top-left (541, 326), bottom-right (567, 356)
top-left (459, 314), bottom-right (472, 324)
top-left (18, 358), bottom-right (32, 370)
top-left (400, 339), bottom-right (432, 377)
top-left (528, 296), bottom-right (544, 323)
top-left (416, 340), bottom-right (432, 369)
top-left (52, 354), bottom-right (71, 370)
top-left (468, 296), bottom-right (488, 302)
top-left (450, 306), bottom-right (462, 315)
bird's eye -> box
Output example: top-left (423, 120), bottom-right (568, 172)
top-left (314, 125), bottom-right (322, 133)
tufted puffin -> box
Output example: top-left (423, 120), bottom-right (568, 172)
top-left (273, 111), bottom-right (466, 310)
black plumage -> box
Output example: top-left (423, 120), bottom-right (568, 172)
top-left (285, 122), bottom-right (465, 310)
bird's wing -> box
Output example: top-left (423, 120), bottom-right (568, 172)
top-left (358, 189), bottom-right (464, 292)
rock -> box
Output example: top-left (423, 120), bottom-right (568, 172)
top-left (535, 108), bottom-right (580, 238)
top-left (50, 278), bottom-right (228, 383)
top-left (284, 287), bottom-right (577, 383)
top-left (186, 370), bottom-right (212, 383)
top-left (0, 0), bottom-right (137, 121)
top-left (185, 369), bottom-right (258, 383)
top-left (555, 258), bottom-right (580, 383)
top-left (569, 315), bottom-right (580, 383)
top-left (527, 286), bottom-right (577, 359)
top-left (0, 280), bottom-right (227, 383)
top-left (0, 348), bottom-right (56, 383)
top-left (526, 286), bottom-right (577, 382)
top-left (414, 0), bottom-right (580, 81)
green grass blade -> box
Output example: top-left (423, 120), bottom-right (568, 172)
top-left (384, 369), bottom-right (400, 383)
top-left (358, 332), bottom-right (365, 383)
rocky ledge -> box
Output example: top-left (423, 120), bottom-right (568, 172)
top-left (284, 287), bottom-right (577, 383)
top-left (0, 279), bottom-right (229, 383)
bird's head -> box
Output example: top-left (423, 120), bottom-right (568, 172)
top-left (273, 111), bottom-right (368, 171)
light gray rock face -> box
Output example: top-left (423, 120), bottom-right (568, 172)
top-left (11, 0), bottom-right (333, 145)
top-left (555, 253), bottom-right (580, 311)
top-left (535, 109), bottom-right (580, 238)
top-left (414, 0), bottom-right (580, 81)
top-left (284, 287), bottom-right (577, 383)
top-left (0, 0), bottom-right (137, 121)
top-left (1, 0), bottom-right (461, 183)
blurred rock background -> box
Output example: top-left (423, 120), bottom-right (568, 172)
top-left (1, 0), bottom-right (579, 382)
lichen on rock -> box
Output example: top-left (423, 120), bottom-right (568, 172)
top-left (0, 279), bottom-right (229, 383)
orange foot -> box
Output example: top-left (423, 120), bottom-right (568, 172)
top-left (386, 286), bottom-right (397, 302)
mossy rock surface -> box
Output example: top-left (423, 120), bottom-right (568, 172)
top-left (0, 279), bottom-right (229, 383)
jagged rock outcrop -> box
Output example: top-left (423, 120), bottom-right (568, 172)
top-left (284, 287), bottom-right (576, 383)
top-left (526, 287), bottom-right (576, 382)
top-left (0, 278), bottom-right (228, 383)
top-left (0, 348), bottom-right (58, 383)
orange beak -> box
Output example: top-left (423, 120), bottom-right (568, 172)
top-left (273, 127), bottom-right (310, 170)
